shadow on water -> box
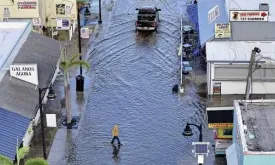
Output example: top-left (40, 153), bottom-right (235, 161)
top-left (112, 144), bottom-right (121, 163)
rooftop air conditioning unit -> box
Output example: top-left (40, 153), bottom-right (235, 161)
top-left (259, 3), bottom-right (269, 15)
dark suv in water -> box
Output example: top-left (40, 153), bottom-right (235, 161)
top-left (135, 6), bottom-right (161, 32)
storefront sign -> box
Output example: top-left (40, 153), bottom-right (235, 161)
top-left (208, 5), bottom-right (220, 23)
top-left (81, 28), bottom-right (89, 39)
top-left (10, 64), bottom-right (39, 85)
top-left (215, 23), bottom-right (231, 38)
top-left (3, 8), bottom-right (10, 18)
top-left (56, 17), bottom-right (70, 30)
top-left (230, 10), bottom-right (268, 22)
top-left (17, 1), bottom-right (37, 9)
top-left (213, 82), bottom-right (221, 96)
top-left (32, 18), bottom-right (41, 26)
top-left (208, 123), bottom-right (233, 128)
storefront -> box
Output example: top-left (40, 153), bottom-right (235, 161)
top-left (207, 107), bottom-right (234, 155)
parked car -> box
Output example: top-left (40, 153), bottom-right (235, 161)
top-left (135, 6), bottom-right (161, 32)
top-left (182, 61), bottom-right (192, 75)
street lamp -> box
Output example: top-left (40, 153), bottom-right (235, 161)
top-left (182, 122), bottom-right (203, 142)
top-left (39, 86), bottom-right (56, 159)
top-left (76, 5), bottom-right (91, 92)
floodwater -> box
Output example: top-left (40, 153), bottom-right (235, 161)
top-left (60, 0), bottom-right (218, 164)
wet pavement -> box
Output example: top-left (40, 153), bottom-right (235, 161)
top-left (53, 0), bottom-right (224, 164)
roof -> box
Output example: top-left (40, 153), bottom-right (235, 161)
top-left (231, 22), bottom-right (275, 41)
top-left (197, 0), bottom-right (228, 45)
top-left (0, 32), bottom-right (62, 119)
top-left (225, 0), bottom-right (275, 22)
top-left (0, 107), bottom-right (30, 160)
top-left (234, 99), bottom-right (275, 153)
top-left (206, 41), bottom-right (275, 62)
top-left (0, 22), bottom-right (30, 70)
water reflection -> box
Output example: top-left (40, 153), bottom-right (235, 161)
top-left (112, 144), bottom-right (121, 163)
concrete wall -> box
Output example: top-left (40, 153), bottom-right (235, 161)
top-left (233, 107), bottom-right (244, 165)
top-left (244, 154), bottom-right (275, 165)
top-left (208, 63), bottom-right (275, 95)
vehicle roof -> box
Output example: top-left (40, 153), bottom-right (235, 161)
top-left (138, 6), bottom-right (156, 12)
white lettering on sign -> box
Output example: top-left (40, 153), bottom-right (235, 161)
top-left (17, 1), bottom-right (37, 9)
top-left (208, 5), bottom-right (220, 24)
top-left (230, 10), bottom-right (268, 22)
top-left (10, 64), bottom-right (39, 85)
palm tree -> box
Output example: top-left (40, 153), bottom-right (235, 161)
top-left (60, 50), bottom-right (90, 124)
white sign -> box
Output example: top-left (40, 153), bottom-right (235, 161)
top-left (10, 64), bottom-right (39, 85)
top-left (3, 8), bottom-right (10, 18)
top-left (208, 5), bottom-right (220, 23)
top-left (32, 18), bottom-right (41, 26)
top-left (46, 114), bottom-right (57, 127)
top-left (81, 28), bottom-right (90, 38)
top-left (56, 17), bottom-right (70, 30)
top-left (65, 6), bottom-right (71, 15)
top-left (230, 10), bottom-right (268, 22)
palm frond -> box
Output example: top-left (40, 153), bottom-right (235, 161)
top-left (70, 54), bottom-right (81, 63)
top-left (60, 61), bottom-right (67, 70)
top-left (0, 155), bottom-right (13, 165)
top-left (68, 61), bottom-right (90, 69)
top-left (17, 146), bottom-right (30, 160)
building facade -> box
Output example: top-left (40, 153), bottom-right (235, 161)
top-left (206, 41), bottom-right (275, 95)
top-left (0, 0), bottom-right (81, 40)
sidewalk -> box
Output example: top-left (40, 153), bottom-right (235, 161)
top-left (25, 1), bottom-right (114, 164)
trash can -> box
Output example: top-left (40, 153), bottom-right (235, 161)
top-left (76, 75), bottom-right (84, 92)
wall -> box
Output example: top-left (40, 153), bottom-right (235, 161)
top-left (0, 0), bottom-right (40, 20)
top-left (197, 0), bottom-right (228, 46)
top-left (208, 63), bottom-right (275, 95)
top-left (233, 108), bottom-right (244, 165)
top-left (22, 122), bottom-right (34, 147)
top-left (45, 0), bottom-right (77, 28)
top-left (244, 154), bottom-right (275, 165)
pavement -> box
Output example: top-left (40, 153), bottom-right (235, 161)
top-left (25, 0), bottom-right (114, 164)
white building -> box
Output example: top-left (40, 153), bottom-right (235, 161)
top-left (206, 41), bottom-right (275, 95)
top-left (224, 0), bottom-right (275, 21)
top-left (227, 99), bottom-right (275, 165)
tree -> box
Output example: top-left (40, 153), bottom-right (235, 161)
top-left (60, 52), bottom-right (90, 124)
top-left (0, 155), bottom-right (13, 165)
top-left (24, 158), bottom-right (48, 165)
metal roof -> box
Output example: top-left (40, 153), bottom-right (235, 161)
top-left (0, 32), bottom-right (62, 119)
top-left (206, 41), bottom-right (275, 62)
top-left (0, 22), bottom-right (30, 71)
top-left (0, 107), bottom-right (30, 160)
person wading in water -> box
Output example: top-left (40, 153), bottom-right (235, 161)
top-left (111, 124), bottom-right (121, 145)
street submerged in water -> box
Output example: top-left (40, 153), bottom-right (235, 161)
top-left (59, 0), bottom-right (222, 164)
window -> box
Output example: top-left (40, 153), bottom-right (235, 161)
top-left (223, 129), bottom-right (233, 136)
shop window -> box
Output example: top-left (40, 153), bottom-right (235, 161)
top-left (223, 129), bottom-right (232, 136)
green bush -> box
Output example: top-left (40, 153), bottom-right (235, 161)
top-left (24, 158), bottom-right (48, 165)
top-left (0, 155), bottom-right (13, 165)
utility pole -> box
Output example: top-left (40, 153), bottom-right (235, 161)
top-left (245, 47), bottom-right (261, 100)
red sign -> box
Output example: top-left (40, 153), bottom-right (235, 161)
top-left (17, 1), bottom-right (37, 9)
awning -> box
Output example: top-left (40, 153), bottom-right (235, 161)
top-left (226, 143), bottom-right (239, 165)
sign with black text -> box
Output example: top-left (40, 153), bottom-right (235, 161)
top-left (10, 64), bottom-right (39, 85)
top-left (230, 10), bottom-right (268, 22)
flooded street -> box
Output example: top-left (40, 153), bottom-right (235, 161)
top-left (60, 0), bottom-right (217, 164)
